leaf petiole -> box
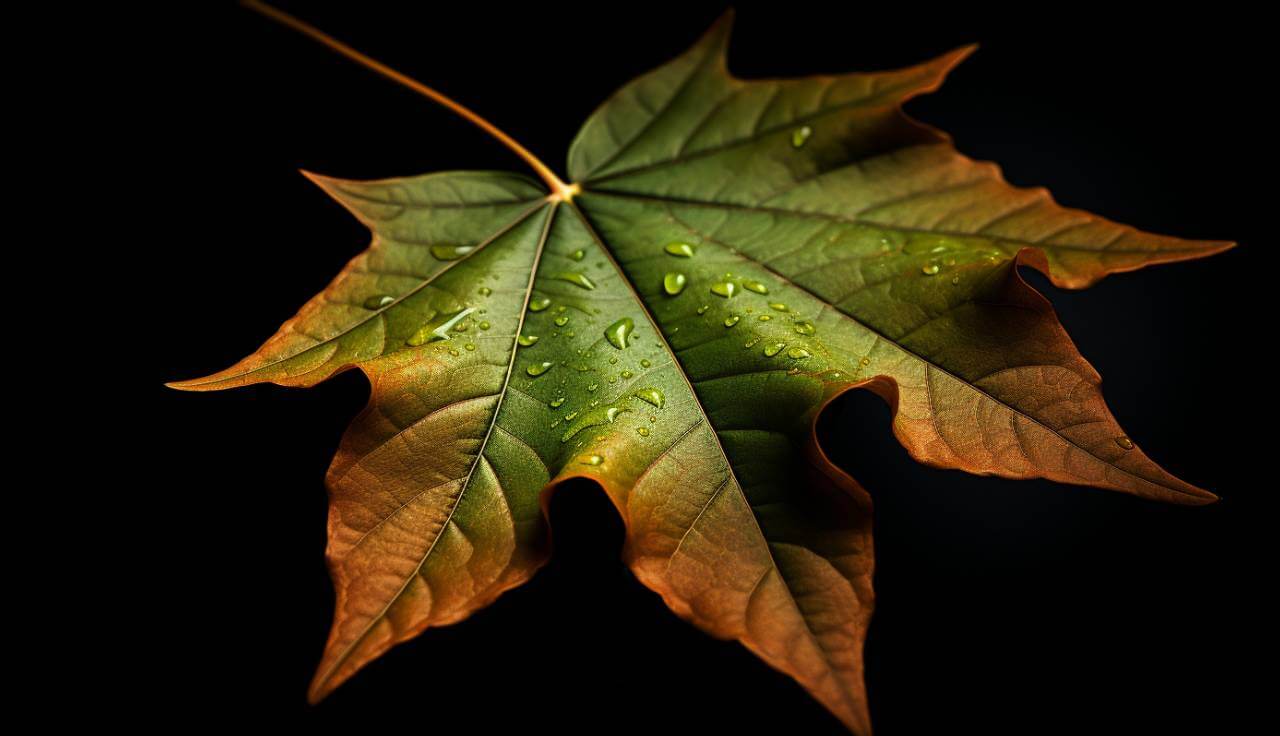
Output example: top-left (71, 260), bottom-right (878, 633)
top-left (240, 0), bottom-right (577, 200)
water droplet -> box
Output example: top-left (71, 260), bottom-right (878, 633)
top-left (464, 343), bottom-right (476, 351)
top-left (550, 397), bottom-right (565, 408)
top-left (743, 280), bottom-right (769, 295)
top-left (859, 357), bottom-right (871, 366)
top-left (363, 294), bottom-right (395, 310)
top-left (665, 242), bottom-right (696, 258)
top-left (764, 342), bottom-right (786, 357)
top-left (921, 262), bottom-right (940, 275)
top-left (518, 334), bottom-right (539, 347)
top-left (1115, 436), bottom-right (1135, 450)
top-left (769, 302), bottom-right (788, 312)
top-left (758, 315), bottom-right (771, 322)
top-left (640, 359), bottom-right (651, 368)
top-left (555, 315), bottom-right (570, 327)
top-left (478, 287), bottom-right (492, 297)
top-left (787, 347), bottom-right (811, 359)
top-left (448, 348), bottom-right (459, 356)
top-left (723, 315), bottom-right (740, 327)
top-left (405, 307), bottom-right (476, 346)
top-left (637, 427), bottom-right (650, 437)
top-left (570, 249), bottom-right (586, 261)
top-left (452, 321), bottom-right (468, 332)
top-left (634, 388), bottom-right (665, 408)
top-left (588, 383), bottom-right (598, 392)
top-left (793, 321), bottom-right (816, 336)
top-left (791, 125), bottom-right (813, 148)
top-left (430, 244), bottom-right (475, 261)
top-left (605, 317), bottom-right (635, 349)
top-left (710, 281), bottom-right (737, 298)
top-left (951, 276), bottom-right (960, 285)
top-left (697, 305), bottom-right (710, 315)
top-left (529, 297), bottom-right (551, 312)
top-left (406, 327), bottom-right (433, 347)
top-left (621, 370), bottom-right (633, 379)
top-left (663, 272), bottom-right (687, 295)
top-left (479, 321), bottom-right (491, 330)
top-left (552, 272), bottom-right (596, 290)
top-left (744, 336), bottom-right (761, 348)
top-left (526, 361), bottom-right (554, 377)
top-left (580, 454), bottom-right (604, 466)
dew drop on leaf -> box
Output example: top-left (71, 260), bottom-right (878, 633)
top-left (526, 361), bottom-right (553, 377)
top-left (793, 321), bottom-right (816, 336)
top-left (605, 317), bottom-right (635, 349)
top-left (922, 262), bottom-right (941, 275)
top-left (552, 272), bottom-right (596, 290)
top-left (555, 315), bottom-right (570, 327)
top-left (478, 287), bottom-right (492, 296)
top-left (529, 297), bottom-right (551, 312)
top-left (570, 249), bottom-right (586, 261)
top-left (634, 388), bottom-right (665, 408)
top-left (1115, 436), bottom-right (1135, 450)
top-left (664, 242), bottom-right (696, 257)
top-left (711, 281), bottom-right (737, 298)
top-left (664, 272), bottom-right (687, 295)
top-left (791, 125), bottom-right (813, 148)
top-left (518, 334), bottom-right (539, 346)
top-left (764, 342), bottom-right (786, 357)
top-left (787, 347), bottom-right (812, 359)
top-left (743, 279), bottom-right (769, 294)
top-left (430, 244), bottom-right (475, 261)
top-left (406, 326), bottom-right (434, 347)
top-left (724, 315), bottom-right (740, 327)
top-left (363, 294), bottom-right (395, 310)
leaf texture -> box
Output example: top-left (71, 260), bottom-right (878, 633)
top-left (172, 11), bottom-right (1229, 733)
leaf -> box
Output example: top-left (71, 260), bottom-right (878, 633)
top-left (172, 8), bottom-right (1231, 732)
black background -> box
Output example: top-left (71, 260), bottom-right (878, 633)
top-left (131, 2), bottom-right (1265, 732)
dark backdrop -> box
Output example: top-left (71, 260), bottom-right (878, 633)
top-left (135, 2), bottom-right (1264, 733)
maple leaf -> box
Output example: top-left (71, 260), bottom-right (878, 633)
top-left (170, 5), bottom-right (1232, 732)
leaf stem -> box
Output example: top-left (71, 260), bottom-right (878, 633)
top-left (241, 0), bottom-right (578, 200)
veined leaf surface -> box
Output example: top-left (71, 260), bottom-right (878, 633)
top-left (172, 9), bottom-right (1230, 732)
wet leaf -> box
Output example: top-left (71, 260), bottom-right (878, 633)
top-left (171, 10), bottom-right (1230, 732)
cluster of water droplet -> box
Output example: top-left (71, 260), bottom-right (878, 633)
top-left (511, 242), bottom-right (679, 468)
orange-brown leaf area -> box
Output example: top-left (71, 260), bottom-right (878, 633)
top-left (167, 8), bottom-right (1236, 734)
